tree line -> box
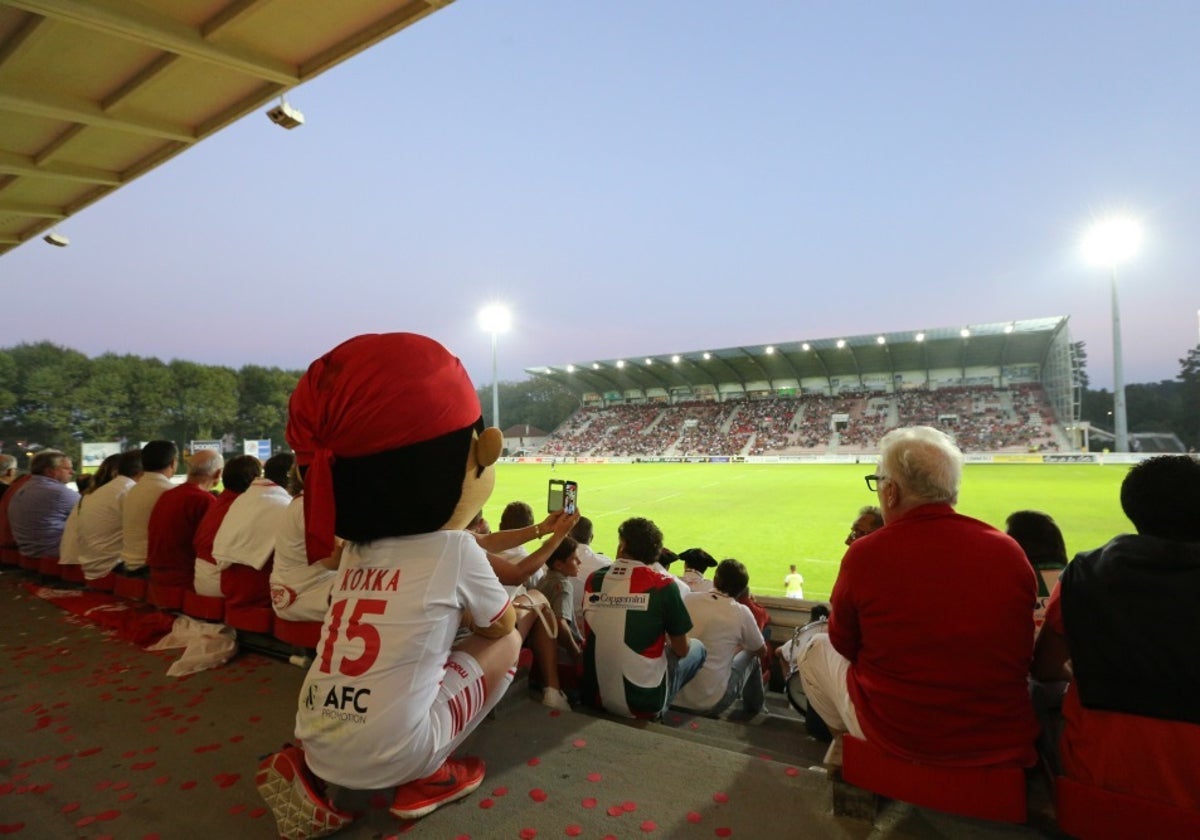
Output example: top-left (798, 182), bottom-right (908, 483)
top-left (3, 340), bottom-right (1196, 469)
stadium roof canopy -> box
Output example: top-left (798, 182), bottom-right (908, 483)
top-left (0, 0), bottom-right (454, 257)
top-left (527, 316), bottom-right (1073, 397)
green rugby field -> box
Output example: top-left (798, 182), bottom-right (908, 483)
top-left (487, 462), bottom-right (1130, 600)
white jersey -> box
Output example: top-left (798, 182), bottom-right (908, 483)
top-left (212, 479), bottom-right (291, 571)
top-left (296, 530), bottom-right (510, 789)
top-left (269, 494), bottom-right (336, 621)
top-left (673, 590), bottom-right (764, 712)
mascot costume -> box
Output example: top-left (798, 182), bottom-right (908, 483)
top-left (256, 333), bottom-right (518, 838)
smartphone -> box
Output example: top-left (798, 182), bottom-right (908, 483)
top-left (548, 479), bottom-right (578, 514)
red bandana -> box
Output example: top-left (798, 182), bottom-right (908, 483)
top-left (287, 333), bottom-right (481, 561)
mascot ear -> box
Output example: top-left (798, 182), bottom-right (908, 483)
top-left (475, 427), bottom-right (503, 469)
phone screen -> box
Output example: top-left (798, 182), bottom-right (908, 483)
top-left (563, 481), bottom-right (578, 515)
top-left (548, 479), bottom-right (565, 513)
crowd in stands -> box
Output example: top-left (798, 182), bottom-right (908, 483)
top-left (538, 384), bottom-right (1063, 457)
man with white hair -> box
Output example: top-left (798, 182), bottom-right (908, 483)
top-left (147, 449), bottom-right (223, 588)
top-left (798, 426), bottom-right (1038, 768)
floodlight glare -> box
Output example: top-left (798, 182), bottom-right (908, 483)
top-left (915, 333), bottom-right (925, 342)
top-left (644, 358), bottom-right (652, 365)
top-left (477, 303), bottom-right (512, 334)
top-left (836, 339), bottom-right (846, 349)
top-left (765, 345), bottom-right (775, 355)
top-left (671, 355), bottom-right (681, 364)
top-left (566, 364), bottom-right (575, 373)
top-left (616, 360), bottom-right (625, 368)
top-left (876, 336), bottom-right (885, 345)
top-left (703, 352), bottom-right (712, 360)
top-left (960, 328), bottom-right (971, 338)
top-left (801, 343), bottom-right (810, 351)
top-left (1082, 217), bottom-right (1142, 267)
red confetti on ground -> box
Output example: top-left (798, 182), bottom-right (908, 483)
top-left (118, 793), bottom-right (136, 802)
top-left (715, 829), bottom-right (732, 837)
top-left (95, 781), bottom-right (112, 791)
top-left (179, 781), bottom-right (197, 791)
top-left (712, 792), bottom-right (729, 803)
top-left (566, 826), bottom-right (582, 836)
top-left (526, 757), bottom-right (541, 766)
top-left (75, 816), bottom-right (97, 828)
top-left (454, 836), bottom-right (470, 840)
top-left (602, 836), bottom-right (617, 840)
top-left (193, 744), bottom-right (220, 753)
top-left (785, 766), bottom-right (800, 777)
top-left (529, 788), bottom-right (548, 802)
top-left (606, 805), bottom-right (624, 817)
top-left (55, 761), bottom-right (71, 771)
top-left (519, 829), bottom-right (537, 840)
top-left (111, 782), bottom-right (129, 791)
top-left (131, 761), bottom-right (155, 770)
top-left (548, 709), bottom-right (561, 717)
top-left (586, 772), bottom-right (602, 782)
top-left (478, 799), bottom-right (494, 809)
top-left (248, 716), bottom-right (261, 723)
top-left (581, 798), bottom-right (598, 809)
top-left (121, 751), bottom-right (137, 759)
top-left (213, 773), bottom-right (241, 789)
top-left (78, 748), bottom-right (104, 758)
top-left (152, 776), bottom-right (170, 786)
top-left (249, 808), bottom-right (266, 819)
top-left (95, 810), bottom-right (121, 821)
top-left (686, 812), bottom-right (702, 823)
top-left (61, 803), bottom-right (81, 814)
top-left (689, 722), bottom-right (700, 730)
top-left (142, 746), bottom-right (158, 754)
top-left (0, 824), bottom-right (24, 834)
top-left (228, 735), bottom-right (244, 743)
top-left (491, 786), bottom-right (508, 797)
top-left (621, 801), bottom-right (637, 812)
top-left (572, 739), bottom-right (587, 748)
top-left (640, 821), bottom-right (657, 832)
top-left (229, 804), bottom-right (245, 816)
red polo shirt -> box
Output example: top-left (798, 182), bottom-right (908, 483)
top-left (147, 483), bottom-right (215, 587)
top-left (193, 489), bottom-right (240, 566)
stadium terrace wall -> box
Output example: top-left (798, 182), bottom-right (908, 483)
top-left (501, 452), bottom-right (1152, 466)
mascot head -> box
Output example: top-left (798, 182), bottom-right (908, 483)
top-left (287, 333), bottom-right (503, 561)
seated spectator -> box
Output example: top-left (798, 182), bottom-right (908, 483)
top-left (846, 504), bottom-right (884, 545)
top-left (9, 449), bottom-right (79, 562)
top-left (60, 454), bottom-right (120, 574)
top-left (536, 535), bottom-right (585, 654)
top-left (495, 500), bottom-right (545, 589)
top-left (1005, 510), bottom-right (1068, 634)
top-left (798, 426), bottom-right (1037, 768)
top-left (120, 440), bottom-right (178, 576)
top-left (146, 450), bottom-right (223, 588)
top-left (193, 455), bottom-right (262, 597)
top-left (214, 452), bottom-right (294, 610)
top-left (580, 517), bottom-right (706, 719)
top-left (1032, 455), bottom-right (1200, 811)
top-left (0, 468), bottom-right (31, 565)
top-left (570, 515), bottom-right (612, 617)
top-left (269, 463), bottom-right (339, 622)
top-left (0, 453), bottom-right (17, 498)
top-left (78, 451), bottom-right (141, 580)
top-left (654, 546), bottom-right (690, 596)
top-left (674, 559), bottom-right (767, 717)
top-left (679, 548), bottom-right (717, 593)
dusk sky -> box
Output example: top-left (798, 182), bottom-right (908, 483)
top-left (3, 2), bottom-right (1197, 391)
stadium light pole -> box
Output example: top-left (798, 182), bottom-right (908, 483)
top-left (478, 303), bottom-right (512, 431)
top-left (1081, 217), bottom-right (1142, 453)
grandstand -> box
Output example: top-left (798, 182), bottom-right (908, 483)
top-left (530, 317), bottom-right (1079, 457)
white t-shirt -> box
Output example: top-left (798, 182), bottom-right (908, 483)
top-left (78, 476), bottom-right (135, 579)
top-left (121, 472), bottom-right (175, 570)
top-left (58, 501), bottom-right (82, 566)
top-left (212, 480), bottom-right (291, 570)
top-left (296, 530), bottom-right (511, 789)
top-left (681, 569), bottom-right (714, 593)
top-left (269, 494), bottom-right (336, 621)
top-left (673, 590), bottom-right (765, 712)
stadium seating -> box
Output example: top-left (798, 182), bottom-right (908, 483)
top-left (147, 581), bottom-right (187, 610)
top-left (0, 548), bottom-right (18, 566)
top-left (85, 572), bottom-right (116, 592)
top-left (182, 590), bottom-right (225, 621)
top-left (225, 603), bottom-right (274, 634)
top-left (18, 553), bottom-right (38, 572)
top-left (840, 735), bottom-right (1027, 823)
top-left (112, 573), bottom-right (147, 600)
top-left (272, 617), bottom-right (322, 649)
top-left (37, 556), bottom-right (62, 578)
top-left (59, 563), bottom-right (85, 584)
top-left (1055, 775), bottom-right (1200, 839)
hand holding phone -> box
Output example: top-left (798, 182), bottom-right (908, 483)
top-left (548, 479), bottom-right (579, 514)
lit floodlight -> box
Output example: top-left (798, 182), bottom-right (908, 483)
top-left (644, 358), bottom-right (652, 365)
top-left (616, 360), bottom-right (625, 368)
top-left (960, 328), bottom-right (971, 338)
top-left (703, 352), bottom-right (712, 360)
top-left (1082, 217), bottom-right (1142, 267)
top-left (801, 342), bottom-right (810, 351)
top-left (591, 363), bottom-right (600, 370)
top-left (566, 364), bottom-right (575, 373)
top-left (765, 345), bottom-right (775, 355)
top-left (672, 354), bottom-right (681, 364)
top-left (1004, 324), bottom-right (1014, 334)
top-left (477, 303), bottom-right (512, 334)
top-left (836, 339), bottom-right (846, 349)
top-left (876, 336), bottom-right (885, 345)
top-left (915, 332), bottom-right (925, 342)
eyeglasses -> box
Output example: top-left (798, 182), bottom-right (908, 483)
top-left (864, 474), bottom-right (888, 492)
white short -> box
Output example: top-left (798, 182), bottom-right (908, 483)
top-left (797, 634), bottom-right (863, 738)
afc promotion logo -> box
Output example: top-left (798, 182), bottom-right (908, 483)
top-left (304, 683), bottom-right (372, 723)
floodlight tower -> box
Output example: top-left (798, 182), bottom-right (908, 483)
top-left (1081, 217), bottom-right (1142, 453)
top-left (477, 303), bottom-right (512, 431)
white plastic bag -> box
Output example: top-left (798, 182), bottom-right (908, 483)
top-left (146, 615), bottom-right (238, 677)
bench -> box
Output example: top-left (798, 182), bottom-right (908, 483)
top-left (1056, 775), bottom-right (1200, 839)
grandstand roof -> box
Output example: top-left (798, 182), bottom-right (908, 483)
top-left (528, 316), bottom-right (1072, 397)
top-left (0, 0), bottom-right (455, 257)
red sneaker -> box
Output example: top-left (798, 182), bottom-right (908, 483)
top-left (389, 756), bottom-right (486, 819)
top-left (255, 745), bottom-right (354, 839)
